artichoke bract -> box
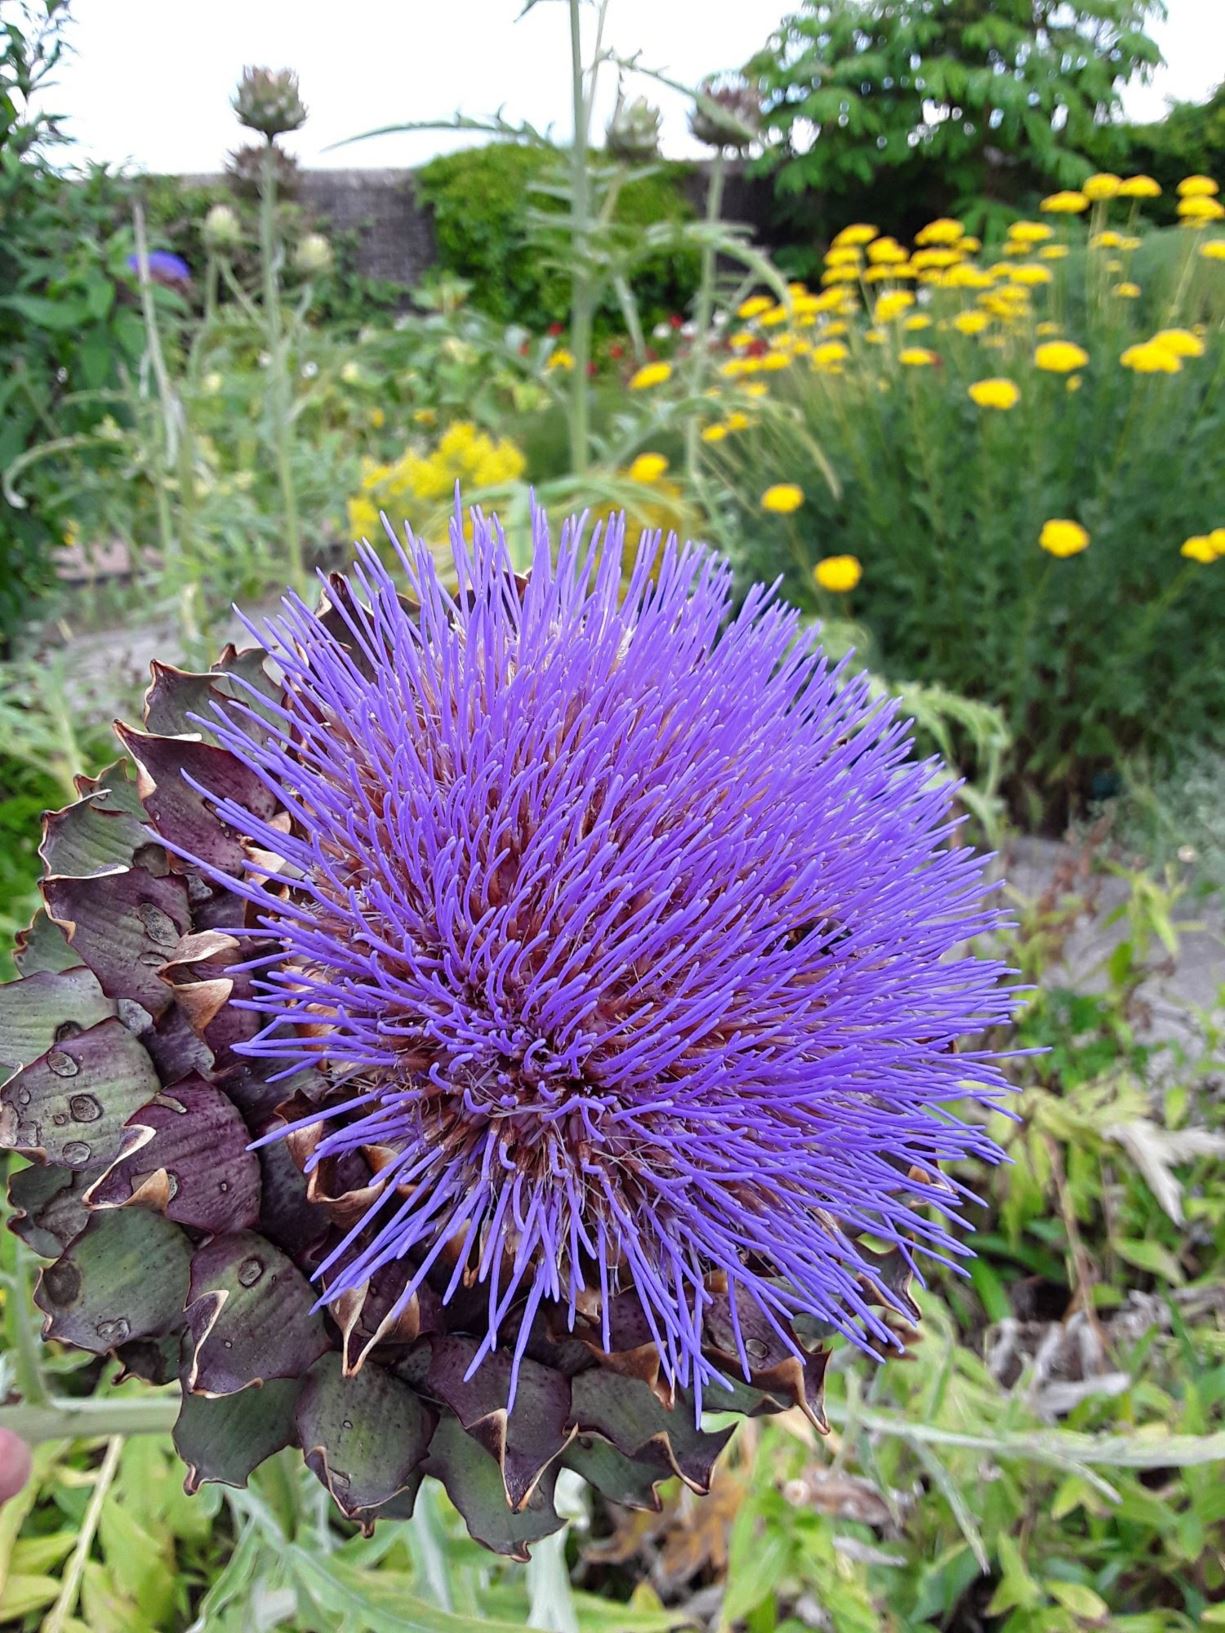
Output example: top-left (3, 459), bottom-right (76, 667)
top-left (1, 504), bottom-right (1013, 1556)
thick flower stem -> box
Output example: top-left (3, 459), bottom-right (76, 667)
top-left (685, 149), bottom-right (726, 481)
top-left (0, 1393), bottom-right (179, 1445)
top-left (260, 142), bottom-right (305, 593)
top-left (567, 0), bottom-right (593, 475)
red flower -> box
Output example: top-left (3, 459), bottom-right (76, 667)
top-left (608, 342), bottom-right (625, 360)
top-left (548, 322), bottom-right (565, 337)
top-left (669, 313), bottom-right (684, 329)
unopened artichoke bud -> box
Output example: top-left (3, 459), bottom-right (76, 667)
top-left (232, 66), bottom-right (307, 141)
top-left (0, 500), bottom-right (1013, 1555)
top-left (202, 204), bottom-right (241, 253)
top-left (293, 233), bottom-right (333, 276)
top-left (226, 143), bottom-right (300, 201)
top-left (605, 95), bottom-right (662, 164)
top-left (689, 75), bottom-right (762, 151)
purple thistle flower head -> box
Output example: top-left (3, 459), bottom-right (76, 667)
top-left (190, 500), bottom-right (1014, 1407)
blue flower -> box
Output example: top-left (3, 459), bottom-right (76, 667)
top-left (126, 249), bottom-right (191, 286)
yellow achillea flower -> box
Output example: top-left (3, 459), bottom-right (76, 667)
top-left (821, 265), bottom-right (860, 285)
top-left (700, 424), bottom-right (728, 443)
top-left (1200, 241), bottom-right (1225, 260)
top-left (368, 407), bottom-right (385, 429)
top-left (1121, 340), bottom-right (1181, 374)
top-left (968, 378), bottom-right (1020, 410)
top-left (629, 361), bottom-right (672, 390)
top-left (1178, 196), bottom-right (1225, 222)
top-left (824, 246), bottom-right (863, 268)
top-left (914, 218), bottom-right (964, 245)
top-left (1152, 328), bottom-right (1204, 359)
top-left (547, 348), bottom-right (575, 371)
top-left (1177, 175), bottom-right (1219, 198)
top-left (724, 411), bottom-right (751, 431)
top-left (1038, 244), bottom-right (1070, 260)
top-left (941, 264), bottom-right (994, 290)
top-left (1009, 263), bottom-right (1053, 286)
top-left (1039, 519), bottom-right (1090, 557)
top-left (911, 247), bottom-right (961, 270)
top-left (811, 340), bottom-right (850, 369)
top-left (814, 555), bottom-right (862, 592)
top-left (1067, 375), bottom-right (1083, 393)
top-left (737, 295), bottom-right (772, 318)
top-left (832, 223), bottom-right (878, 247)
top-left (742, 382), bottom-right (769, 399)
top-left (1035, 341), bottom-right (1089, 373)
top-left (1180, 535), bottom-right (1218, 563)
top-left (760, 304), bottom-right (790, 325)
top-left (899, 347), bottom-right (938, 367)
top-left (1035, 321), bottom-right (1061, 336)
top-left (413, 407), bottom-right (437, 426)
top-left (1091, 230), bottom-right (1124, 249)
top-left (761, 484), bottom-right (804, 514)
top-left (864, 327), bottom-right (886, 344)
top-left (1008, 221), bottom-right (1053, 245)
top-left (1119, 175), bottom-right (1161, 198)
top-left (1083, 173), bottom-right (1121, 201)
top-left (867, 237), bottom-right (908, 265)
top-left (873, 290), bottom-right (915, 322)
top-left (903, 314), bottom-right (932, 330)
top-left (1041, 191), bottom-right (1089, 214)
top-left (1113, 282), bottom-right (1141, 298)
top-left (953, 310), bottom-right (990, 336)
top-left (347, 496), bottom-right (380, 539)
top-left (627, 452), bottom-right (668, 483)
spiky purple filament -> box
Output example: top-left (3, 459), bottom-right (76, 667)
top-left (189, 502), bottom-right (1013, 1403)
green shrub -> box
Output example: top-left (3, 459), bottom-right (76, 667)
top-left (414, 141), bottom-right (701, 332)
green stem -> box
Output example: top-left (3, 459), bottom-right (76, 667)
top-left (260, 142), bottom-right (304, 591)
top-left (131, 202), bottom-right (182, 573)
top-left (685, 149), bottom-right (726, 481)
top-left (8, 1244), bottom-right (51, 1407)
top-left (44, 1436), bottom-right (123, 1633)
top-left (567, 0), bottom-right (592, 475)
top-left (0, 1392), bottom-right (179, 1445)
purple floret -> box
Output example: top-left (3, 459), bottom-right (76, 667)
top-left (186, 500), bottom-right (1014, 1404)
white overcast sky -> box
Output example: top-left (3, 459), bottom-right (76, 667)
top-left (36, 0), bottom-right (1225, 175)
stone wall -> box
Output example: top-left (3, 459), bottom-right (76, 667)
top-left (181, 160), bottom-right (777, 290)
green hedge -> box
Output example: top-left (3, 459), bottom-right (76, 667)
top-left (413, 142), bottom-right (701, 331)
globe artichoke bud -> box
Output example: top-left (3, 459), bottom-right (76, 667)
top-left (226, 143), bottom-right (301, 201)
top-left (689, 75), bottom-right (762, 152)
top-left (292, 232), bottom-right (333, 276)
top-left (233, 66), bottom-right (307, 141)
top-left (605, 95), bottom-right (662, 164)
top-left (1, 502), bottom-right (1012, 1556)
top-left (202, 204), bottom-right (242, 253)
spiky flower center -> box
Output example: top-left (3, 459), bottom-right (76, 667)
top-left (190, 510), bottom-right (1010, 1399)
